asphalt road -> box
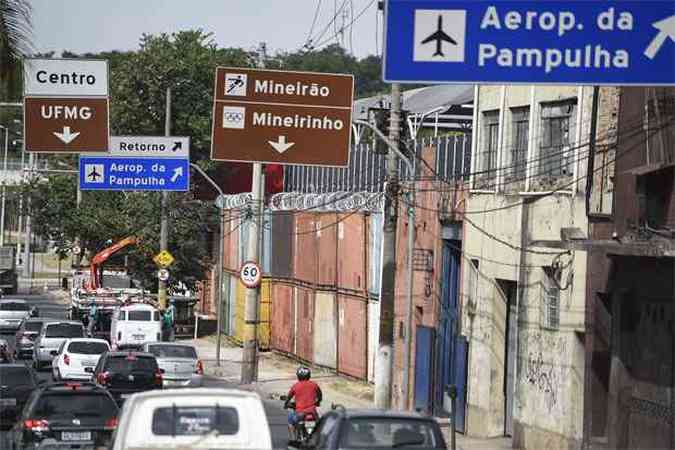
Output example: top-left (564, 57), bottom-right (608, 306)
top-left (0, 292), bottom-right (291, 449)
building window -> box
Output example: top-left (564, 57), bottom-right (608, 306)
top-left (535, 100), bottom-right (577, 190)
top-left (541, 266), bottom-right (560, 330)
top-left (504, 107), bottom-right (529, 190)
top-left (475, 110), bottom-right (499, 189)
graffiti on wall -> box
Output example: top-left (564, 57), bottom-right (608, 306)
top-left (518, 331), bottom-right (569, 412)
top-left (522, 350), bottom-right (560, 411)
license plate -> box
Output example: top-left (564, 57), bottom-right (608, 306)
top-left (0, 398), bottom-right (16, 406)
top-left (62, 431), bottom-right (91, 441)
top-left (133, 334), bottom-right (145, 340)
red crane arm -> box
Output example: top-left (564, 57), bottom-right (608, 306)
top-left (87, 237), bottom-right (137, 291)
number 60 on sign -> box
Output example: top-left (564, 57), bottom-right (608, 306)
top-left (239, 261), bottom-right (262, 288)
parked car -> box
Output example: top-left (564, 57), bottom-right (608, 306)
top-left (141, 342), bottom-right (203, 388)
top-left (52, 338), bottom-right (111, 381)
top-left (10, 382), bottom-right (119, 449)
top-left (33, 321), bottom-right (86, 370)
top-left (0, 299), bottom-right (31, 332)
top-left (301, 408), bottom-right (447, 450)
top-left (14, 318), bottom-right (47, 360)
top-left (110, 302), bottom-right (162, 350)
top-left (111, 388), bottom-right (272, 450)
top-left (89, 351), bottom-right (162, 403)
top-left (0, 364), bottom-right (42, 430)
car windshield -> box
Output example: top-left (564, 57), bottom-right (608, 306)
top-left (33, 393), bottom-right (117, 419)
top-left (127, 310), bottom-right (152, 321)
top-left (341, 418), bottom-right (442, 449)
top-left (68, 341), bottom-right (109, 355)
top-left (151, 406), bottom-right (239, 436)
top-left (0, 302), bottom-right (29, 311)
top-left (24, 321), bottom-right (43, 332)
top-left (146, 345), bottom-right (197, 359)
top-left (0, 367), bottom-right (35, 388)
top-left (106, 356), bottom-right (157, 372)
top-left (45, 324), bottom-right (84, 338)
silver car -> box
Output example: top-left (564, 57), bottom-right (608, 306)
top-left (0, 299), bottom-right (31, 332)
top-left (33, 320), bottom-right (85, 370)
top-left (141, 342), bottom-right (203, 387)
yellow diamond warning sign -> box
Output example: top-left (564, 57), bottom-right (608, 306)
top-left (153, 250), bottom-right (175, 268)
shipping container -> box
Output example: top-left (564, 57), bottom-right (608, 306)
top-left (294, 286), bottom-right (314, 363)
top-left (369, 213), bottom-right (383, 298)
top-left (271, 212), bottom-right (294, 278)
top-left (316, 213), bottom-right (337, 287)
top-left (336, 214), bottom-right (367, 292)
top-left (271, 282), bottom-right (295, 354)
top-left (232, 278), bottom-right (271, 349)
top-left (294, 213), bottom-right (318, 284)
top-left (228, 276), bottom-right (238, 336)
top-left (367, 299), bottom-right (379, 383)
top-left (313, 291), bottom-right (337, 369)
top-left (225, 216), bottom-right (240, 271)
top-left (338, 294), bottom-right (368, 379)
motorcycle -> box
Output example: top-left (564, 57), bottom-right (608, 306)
top-left (281, 396), bottom-right (319, 445)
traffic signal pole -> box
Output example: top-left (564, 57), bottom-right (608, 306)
top-left (158, 87), bottom-right (171, 310)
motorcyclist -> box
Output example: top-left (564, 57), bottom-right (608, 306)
top-left (284, 366), bottom-right (322, 441)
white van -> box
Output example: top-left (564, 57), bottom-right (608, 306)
top-left (111, 388), bottom-right (272, 450)
top-left (110, 303), bottom-right (162, 350)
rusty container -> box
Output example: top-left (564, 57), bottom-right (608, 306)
top-left (271, 212), bottom-right (294, 278)
top-left (224, 217), bottom-right (240, 271)
top-left (294, 286), bottom-right (314, 363)
top-left (316, 213), bottom-right (337, 287)
top-left (337, 294), bottom-right (368, 380)
top-left (232, 278), bottom-right (271, 349)
top-left (336, 213), bottom-right (367, 292)
top-left (313, 291), bottom-right (337, 369)
top-left (271, 282), bottom-right (295, 354)
top-left (293, 213), bottom-right (318, 284)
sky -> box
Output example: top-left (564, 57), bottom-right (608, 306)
top-left (31, 0), bottom-right (381, 59)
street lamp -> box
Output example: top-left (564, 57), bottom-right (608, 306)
top-left (189, 163), bottom-right (226, 367)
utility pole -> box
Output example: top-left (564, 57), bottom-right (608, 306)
top-left (241, 163), bottom-right (263, 384)
top-left (22, 152), bottom-right (34, 279)
top-left (375, 82), bottom-right (401, 409)
top-left (158, 87), bottom-right (171, 309)
top-left (0, 125), bottom-right (8, 246)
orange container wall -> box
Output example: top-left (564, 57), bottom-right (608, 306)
top-left (295, 286), bottom-right (314, 363)
top-left (337, 294), bottom-right (368, 379)
top-left (294, 213), bottom-right (318, 284)
top-left (271, 283), bottom-right (295, 354)
top-left (313, 291), bottom-right (337, 369)
top-left (337, 214), bottom-right (367, 292)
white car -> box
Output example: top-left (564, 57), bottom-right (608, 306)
top-left (111, 388), bottom-right (272, 450)
top-left (110, 302), bottom-right (162, 350)
top-left (52, 338), bottom-right (110, 381)
top-left (0, 299), bottom-right (31, 332)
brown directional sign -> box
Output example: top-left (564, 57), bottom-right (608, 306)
top-left (23, 58), bottom-right (109, 153)
top-left (210, 67), bottom-right (354, 167)
top-left (24, 97), bottom-right (109, 153)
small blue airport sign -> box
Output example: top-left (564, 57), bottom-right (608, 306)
top-left (79, 156), bottom-right (189, 192)
top-left (384, 0), bottom-right (675, 85)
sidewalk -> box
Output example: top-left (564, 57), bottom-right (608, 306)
top-left (190, 335), bottom-right (513, 450)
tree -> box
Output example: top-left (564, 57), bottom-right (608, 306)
top-left (0, 0), bottom-right (31, 94)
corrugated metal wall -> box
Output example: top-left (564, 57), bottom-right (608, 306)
top-left (338, 294), bottom-right (368, 379)
top-left (232, 278), bottom-right (271, 349)
top-left (271, 212), bottom-right (294, 278)
top-left (295, 286), bottom-right (314, 363)
top-left (316, 214), bottom-right (338, 287)
top-left (294, 213), bottom-right (318, 284)
top-left (271, 283), bottom-right (294, 353)
top-left (337, 214), bottom-right (368, 292)
top-left (313, 291), bottom-right (337, 369)
top-left (367, 299), bottom-right (379, 383)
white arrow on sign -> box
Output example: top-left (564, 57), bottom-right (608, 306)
top-left (170, 167), bottom-right (183, 183)
top-left (644, 14), bottom-right (675, 59)
top-left (53, 126), bottom-right (81, 144)
top-left (268, 135), bottom-right (295, 154)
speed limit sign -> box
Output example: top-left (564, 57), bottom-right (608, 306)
top-left (239, 261), bottom-right (262, 288)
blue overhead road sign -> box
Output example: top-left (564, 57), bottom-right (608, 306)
top-left (384, 1), bottom-right (675, 85)
top-left (79, 156), bottom-right (189, 191)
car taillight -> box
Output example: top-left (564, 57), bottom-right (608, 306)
top-left (63, 354), bottom-right (70, 365)
top-left (105, 417), bottom-right (118, 429)
top-left (195, 360), bottom-right (204, 375)
top-left (24, 419), bottom-right (49, 432)
top-left (154, 369), bottom-right (163, 386)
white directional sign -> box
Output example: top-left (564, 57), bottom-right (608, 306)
top-left (24, 58), bottom-right (109, 97)
top-left (239, 261), bottom-right (262, 288)
top-left (110, 136), bottom-right (190, 158)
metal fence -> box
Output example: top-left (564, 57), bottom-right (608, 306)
top-left (283, 134), bottom-right (472, 194)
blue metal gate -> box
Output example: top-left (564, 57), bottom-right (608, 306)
top-left (413, 326), bottom-right (435, 414)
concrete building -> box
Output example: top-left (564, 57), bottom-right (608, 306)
top-left (462, 85), bottom-right (620, 449)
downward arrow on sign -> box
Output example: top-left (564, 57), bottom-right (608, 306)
top-left (268, 135), bottom-right (295, 154)
top-left (53, 126), bottom-right (81, 144)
